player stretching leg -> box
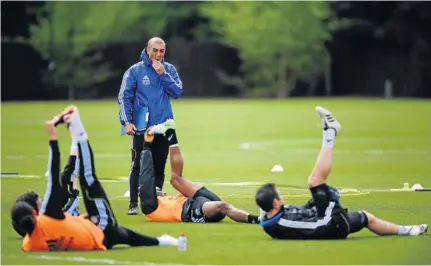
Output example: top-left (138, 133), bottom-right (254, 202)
top-left (12, 125), bottom-right (81, 237)
top-left (11, 107), bottom-right (178, 251)
top-left (255, 106), bottom-right (428, 240)
top-left (59, 124), bottom-right (82, 217)
top-left (140, 124), bottom-right (260, 224)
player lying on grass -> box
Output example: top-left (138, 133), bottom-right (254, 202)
top-left (138, 121), bottom-right (260, 224)
top-left (13, 184), bottom-right (80, 238)
top-left (12, 127), bottom-right (81, 237)
top-left (256, 106), bottom-right (428, 240)
top-left (11, 106), bottom-right (179, 251)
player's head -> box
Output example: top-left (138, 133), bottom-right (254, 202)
top-left (147, 37), bottom-right (166, 62)
top-left (255, 183), bottom-right (284, 212)
top-left (12, 192), bottom-right (41, 237)
top-left (11, 201), bottom-right (37, 237)
top-left (15, 191), bottom-right (42, 213)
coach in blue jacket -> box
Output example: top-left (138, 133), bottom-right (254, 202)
top-left (117, 37), bottom-right (183, 215)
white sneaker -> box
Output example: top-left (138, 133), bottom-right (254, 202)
top-left (315, 106), bottom-right (341, 135)
top-left (149, 119), bottom-right (176, 135)
top-left (157, 234), bottom-right (179, 246)
top-left (408, 224), bottom-right (428, 236)
top-left (51, 105), bottom-right (78, 127)
top-left (63, 106), bottom-right (80, 124)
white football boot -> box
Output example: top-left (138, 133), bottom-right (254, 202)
top-left (148, 119), bottom-right (176, 136)
top-left (408, 224), bottom-right (428, 236)
top-left (315, 106), bottom-right (341, 135)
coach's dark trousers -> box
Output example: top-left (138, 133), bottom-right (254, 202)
top-left (128, 134), bottom-right (169, 204)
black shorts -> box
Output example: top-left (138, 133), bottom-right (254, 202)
top-left (347, 211), bottom-right (368, 234)
top-left (165, 129), bottom-right (179, 147)
top-left (181, 187), bottom-right (225, 223)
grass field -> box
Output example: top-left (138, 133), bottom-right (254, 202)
top-left (1, 98), bottom-right (431, 265)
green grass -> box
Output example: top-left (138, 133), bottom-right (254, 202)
top-left (1, 98), bottom-right (431, 265)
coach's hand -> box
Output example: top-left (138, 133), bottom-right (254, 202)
top-left (125, 123), bottom-right (137, 135)
top-left (152, 61), bottom-right (165, 75)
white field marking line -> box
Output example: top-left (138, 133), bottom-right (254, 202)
top-left (0, 174), bottom-right (42, 179)
top-left (112, 179), bottom-right (404, 193)
top-left (239, 146), bottom-right (431, 155)
top-left (2, 175), bottom-right (417, 195)
top-left (6, 153), bottom-right (130, 160)
top-left (0, 174), bottom-right (128, 182)
top-left (29, 255), bottom-right (185, 266)
top-left (239, 137), bottom-right (431, 154)
top-left (112, 191), bottom-right (371, 200)
top-left (241, 137), bottom-right (418, 147)
top-left (6, 147), bottom-right (431, 161)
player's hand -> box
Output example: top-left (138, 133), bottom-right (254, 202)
top-left (63, 105), bottom-right (77, 114)
top-left (152, 61), bottom-right (165, 75)
top-left (45, 120), bottom-right (57, 139)
top-left (144, 128), bottom-right (155, 143)
top-left (125, 123), bottom-right (136, 135)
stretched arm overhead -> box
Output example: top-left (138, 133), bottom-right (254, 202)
top-left (40, 118), bottom-right (67, 220)
top-left (202, 201), bottom-right (260, 224)
top-left (138, 135), bottom-right (159, 215)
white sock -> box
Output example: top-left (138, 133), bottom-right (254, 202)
top-left (322, 128), bottom-right (336, 148)
top-left (157, 235), bottom-right (176, 246)
top-left (68, 114), bottom-right (88, 141)
top-left (398, 225), bottom-right (413, 235)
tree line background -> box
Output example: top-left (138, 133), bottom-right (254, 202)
top-left (2, 1), bottom-right (431, 101)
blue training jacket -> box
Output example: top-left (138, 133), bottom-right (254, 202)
top-left (117, 48), bottom-right (183, 132)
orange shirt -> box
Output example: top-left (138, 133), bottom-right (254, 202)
top-left (22, 213), bottom-right (106, 251)
top-left (145, 194), bottom-right (188, 222)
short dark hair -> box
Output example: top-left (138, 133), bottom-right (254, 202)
top-left (11, 201), bottom-right (36, 236)
top-left (15, 191), bottom-right (40, 213)
top-left (255, 183), bottom-right (279, 212)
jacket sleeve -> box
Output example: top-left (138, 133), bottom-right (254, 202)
top-left (160, 64), bottom-right (183, 99)
top-left (117, 67), bottom-right (137, 125)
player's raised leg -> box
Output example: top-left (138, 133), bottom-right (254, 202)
top-left (170, 173), bottom-right (202, 198)
top-left (138, 129), bottom-right (198, 207)
top-left (306, 106), bottom-right (342, 218)
top-left (58, 126), bottom-right (80, 216)
top-left (65, 106), bottom-right (117, 232)
top-left (149, 121), bottom-right (196, 196)
top-left (149, 119), bottom-right (184, 179)
top-left (138, 130), bottom-right (159, 214)
top-left (308, 106), bottom-right (341, 188)
top-left (65, 107), bottom-right (177, 247)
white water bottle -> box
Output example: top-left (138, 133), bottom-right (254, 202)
top-left (178, 233), bottom-right (187, 251)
